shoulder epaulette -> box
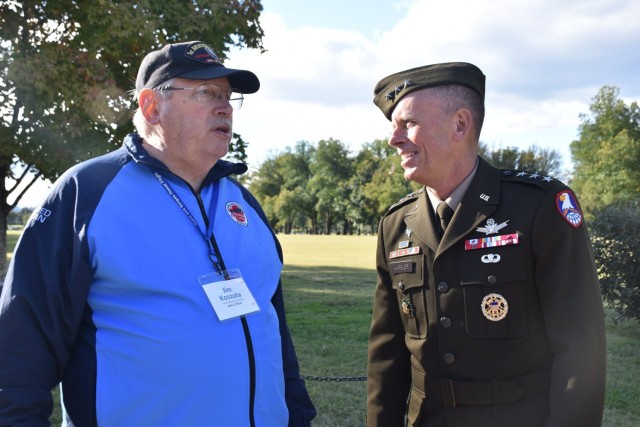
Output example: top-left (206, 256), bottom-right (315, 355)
top-left (500, 169), bottom-right (567, 192)
top-left (385, 188), bottom-right (423, 215)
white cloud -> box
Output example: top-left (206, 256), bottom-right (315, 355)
top-left (227, 0), bottom-right (640, 171)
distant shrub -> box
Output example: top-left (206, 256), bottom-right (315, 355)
top-left (589, 200), bottom-right (640, 321)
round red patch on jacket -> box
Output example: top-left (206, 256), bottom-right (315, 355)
top-left (226, 202), bottom-right (248, 226)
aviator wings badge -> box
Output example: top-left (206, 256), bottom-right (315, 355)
top-left (476, 218), bottom-right (509, 235)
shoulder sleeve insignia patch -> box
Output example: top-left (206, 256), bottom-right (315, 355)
top-left (555, 190), bottom-right (583, 228)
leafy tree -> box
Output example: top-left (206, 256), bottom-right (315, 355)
top-left (589, 201), bottom-right (640, 321)
top-left (308, 139), bottom-right (352, 234)
top-left (249, 141), bottom-right (317, 233)
top-left (479, 143), bottom-right (563, 177)
top-left (0, 0), bottom-right (265, 275)
top-left (351, 139), bottom-right (415, 232)
top-left (570, 86), bottom-right (640, 211)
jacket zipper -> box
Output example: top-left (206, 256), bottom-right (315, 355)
top-left (194, 192), bottom-right (257, 427)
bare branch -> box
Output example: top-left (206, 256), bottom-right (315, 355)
top-left (8, 170), bottom-right (43, 211)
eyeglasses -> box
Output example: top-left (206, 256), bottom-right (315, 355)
top-left (157, 83), bottom-right (244, 109)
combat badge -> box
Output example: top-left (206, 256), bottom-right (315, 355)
top-left (481, 293), bottom-right (508, 321)
top-left (398, 240), bottom-right (410, 249)
top-left (556, 190), bottom-right (583, 228)
top-left (476, 218), bottom-right (509, 235)
top-left (401, 297), bottom-right (416, 318)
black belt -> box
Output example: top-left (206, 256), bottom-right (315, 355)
top-left (411, 367), bottom-right (550, 407)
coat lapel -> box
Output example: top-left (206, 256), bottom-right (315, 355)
top-left (438, 158), bottom-right (502, 256)
top-left (404, 190), bottom-right (440, 252)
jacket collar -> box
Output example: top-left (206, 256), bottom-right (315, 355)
top-left (404, 157), bottom-right (501, 255)
top-left (123, 133), bottom-right (248, 184)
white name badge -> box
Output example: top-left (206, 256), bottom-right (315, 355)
top-left (199, 269), bottom-right (260, 322)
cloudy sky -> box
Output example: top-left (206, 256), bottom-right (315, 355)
top-left (226, 0), bottom-right (639, 172)
top-left (14, 0), bottom-right (640, 207)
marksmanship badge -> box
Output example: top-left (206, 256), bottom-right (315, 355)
top-left (481, 293), bottom-right (508, 321)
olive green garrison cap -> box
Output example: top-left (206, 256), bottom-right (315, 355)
top-left (373, 62), bottom-right (486, 120)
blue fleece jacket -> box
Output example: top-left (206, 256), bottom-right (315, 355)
top-left (0, 134), bottom-right (316, 427)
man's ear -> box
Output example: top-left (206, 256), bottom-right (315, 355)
top-left (138, 89), bottom-right (161, 125)
top-left (453, 108), bottom-right (473, 139)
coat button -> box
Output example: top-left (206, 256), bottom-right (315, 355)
top-left (487, 275), bottom-right (497, 285)
top-left (437, 281), bottom-right (449, 293)
top-left (398, 281), bottom-right (405, 291)
top-left (443, 353), bottom-right (455, 365)
top-left (439, 316), bottom-right (452, 328)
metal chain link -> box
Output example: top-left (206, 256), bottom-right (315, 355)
top-left (300, 375), bottom-right (367, 382)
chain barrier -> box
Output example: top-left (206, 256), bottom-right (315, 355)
top-left (300, 375), bottom-right (367, 382)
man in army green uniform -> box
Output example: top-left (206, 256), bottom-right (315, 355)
top-left (366, 63), bottom-right (606, 427)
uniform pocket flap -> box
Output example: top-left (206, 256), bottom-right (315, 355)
top-left (459, 246), bottom-right (526, 287)
top-left (390, 255), bottom-right (424, 291)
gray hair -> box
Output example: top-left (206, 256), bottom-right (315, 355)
top-left (431, 84), bottom-right (485, 140)
top-left (132, 78), bottom-right (175, 139)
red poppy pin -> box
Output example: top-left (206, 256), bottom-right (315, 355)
top-left (226, 202), bottom-right (248, 226)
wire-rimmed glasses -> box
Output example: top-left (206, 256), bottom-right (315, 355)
top-left (157, 83), bottom-right (244, 109)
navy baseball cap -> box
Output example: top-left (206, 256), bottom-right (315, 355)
top-left (135, 41), bottom-right (260, 94)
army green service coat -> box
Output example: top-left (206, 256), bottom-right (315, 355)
top-left (367, 157), bottom-right (606, 427)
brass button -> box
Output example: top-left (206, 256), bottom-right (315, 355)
top-left (443, 353), bottom-right (455, 365)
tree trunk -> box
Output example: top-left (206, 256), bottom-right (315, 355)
top-left (0, 203), bottom-right (9, 281)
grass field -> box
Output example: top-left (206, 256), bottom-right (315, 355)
top-left (3, 231), bottom-right (640, 426)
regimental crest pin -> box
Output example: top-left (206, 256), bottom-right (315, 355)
top-left (226, 202), bottom-right (248, 226)
top-left (556, 190), bottom-right (583, 228)
top-left (401, 297), bottom-right (415, 318)
top-left (481, 293), bottom-right (508, 321)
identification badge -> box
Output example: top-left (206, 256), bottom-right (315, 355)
top-left (199, 268), bottom-right (260, 322)
top-left (390, 261), bottom-right (414, 274)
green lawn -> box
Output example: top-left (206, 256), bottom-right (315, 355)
top-left (6, 228), bottom-right (21, 261)
top-left (4, 231), bottom-right (639, 426)
top-left (279, 234), bottom-right (640, 427)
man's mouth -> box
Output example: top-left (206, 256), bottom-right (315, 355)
top-left (212, 120), bottom-right (232, 136)
top-left (215, 124), bottom-right (231, 135)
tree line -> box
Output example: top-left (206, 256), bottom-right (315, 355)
top-left (246, 139), bottom-right (563, 235)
